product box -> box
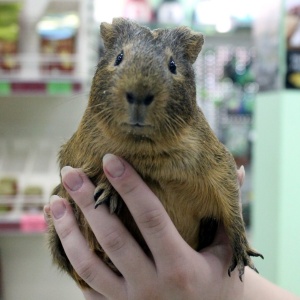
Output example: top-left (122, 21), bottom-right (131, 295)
top-left (37, 12), bottom-right (79, 74)
top-left (0, 3), bottom-right (21, 72)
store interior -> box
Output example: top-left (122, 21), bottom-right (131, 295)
top-left (0, 0), bottom-right (299, 299)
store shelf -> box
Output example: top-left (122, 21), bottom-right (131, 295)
top-left (0, 188), bottom-right (53, 234)
top-left (0, 0), bottom-right (94, 97)
top-left (0, 1), bottom-right (94, 299)
top-left (0, 138), bottom-right (60, 234)
top-left (0, 24), bottom-right (86, 96)
top-left (0, 230), bottom-right (46, 237)
top-left (0, 194), bottom-right (47, 234)
top-left (0, 79), bottom-right (83, 96)
top-left (0, 211), bottom-right (47, 235)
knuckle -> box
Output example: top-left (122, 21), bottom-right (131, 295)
top-left (137, 209), bottom-right (167, 236)
top-left (119, 180), bottom-right (140, 198)
top-left (73, 187), bottom-right (95, 212)
top-left (100, 228), bottom-right (126, 253)
top-left (76, 259), bottom-right (97, 284)
top-left (57, 222), bottom-right (73, 241)
top-left (163, 262), bottom-right (194, 291)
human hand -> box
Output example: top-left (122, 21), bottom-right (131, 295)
top-left (46, 154), bottom-right (245, 300)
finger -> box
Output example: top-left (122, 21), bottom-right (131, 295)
top-left (102, 154), bottom-right (188, 265)
top-left (50, 195), bottom-right (124, 297)
top-left (82, 288), bottom-right (106, 300)
top-left (237, 165), bottom-right (245, 187)
top-left (61, 166), bottom-right (154, 283)
top-left (43, 204), bottom-right (51, 225)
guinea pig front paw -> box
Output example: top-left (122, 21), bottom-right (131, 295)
top-left (94, 182), bottom-right (121, 213)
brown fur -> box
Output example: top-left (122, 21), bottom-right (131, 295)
top-left (48, 18), bottom-right (262, 288)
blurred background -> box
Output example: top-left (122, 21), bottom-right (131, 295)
top-left (0, 0), bottom-right (299, 299)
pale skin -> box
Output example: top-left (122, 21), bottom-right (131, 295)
top-left (45, 154), bottom-right (300, 300)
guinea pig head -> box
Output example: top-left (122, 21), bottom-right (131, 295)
top-left (89, 18), bottom-right (204, 145)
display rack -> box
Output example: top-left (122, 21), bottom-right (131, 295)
top-left (0, 0), bottom-right (96, 96)
top-left (0, 0), bottom-right (96, 234)
top-left (0, 138), bottom-right (59, 233)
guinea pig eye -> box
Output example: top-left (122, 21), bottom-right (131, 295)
top-left (114, 50), bottom-right (124, 66)
top-left (168, 57), bottom-right (177, 74)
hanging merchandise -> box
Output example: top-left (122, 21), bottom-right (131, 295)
top-left (37, 12), bottom-right (79, 74)
top-left (156, 0), bottom-right (185, 26)
top-left (0, 3), bottom-right (22, 72)
top-left (222, 53), bottom-right (256, 115)
top-left (123, 0), bottom-right (153, 23)
top-left (223, 55), bottom-right (255, 87)
top-left (224, 121), bottom-right (251, 166)
top-left (225, 85), bottom-right (257, 116)
top-left (252, 0), bottom-right (282, 91)
top-left (286, 1), bottom-right (300, 89)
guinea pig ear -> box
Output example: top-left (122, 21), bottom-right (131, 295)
top-left (100, 21), bottom-right (115, 49)
top-left (100, 18), bottom-right (131, 49)
top-left (174, 27), bottom-right (204, 64)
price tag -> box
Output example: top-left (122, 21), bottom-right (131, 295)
top-left (0, 82), bottom-right (11, 95)
top-left (47, 82), bottom-right (72, 95)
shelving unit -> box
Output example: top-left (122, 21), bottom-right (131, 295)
top-left (0, 138), bottom-right (59, 233)
top-left (0, 1), bottom-right (96, 299)
top-left (0, 0), bottom-right (96, 232)
top-left (0, 0), bottom-right (97, 96)
top-left (0, 77), bottom-right (83, 96)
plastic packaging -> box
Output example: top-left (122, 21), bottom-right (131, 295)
top-left (37, 12), bottom-right (79, 74)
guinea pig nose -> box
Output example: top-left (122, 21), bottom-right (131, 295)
top-left (126, 92), bottom-right (135, 104)
top-left (126, 92), bottom-right (154, 106)
top-left (143, 94), bottom-right (154, 106)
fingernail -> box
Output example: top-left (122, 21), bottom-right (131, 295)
top-left (44, 204), bottom-right (50, 215)
top-left (61, 166), bottom-right (83, 191)
top-left (103, 154), bottom-right (125, 178)
top-left (43, 204), bottom-right (51, 224)
top-left (50, 195), bottom-right (66, 220)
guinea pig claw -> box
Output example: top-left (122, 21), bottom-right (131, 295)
top-left (228, 245), bottom-right (263, 282)
top-left (94, 195), bottom-right (110, 209)
top-left (94, 184), bottom-right (121, 213)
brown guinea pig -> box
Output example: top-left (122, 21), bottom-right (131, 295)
top-left (48, 17), bottom-right (262, 288)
